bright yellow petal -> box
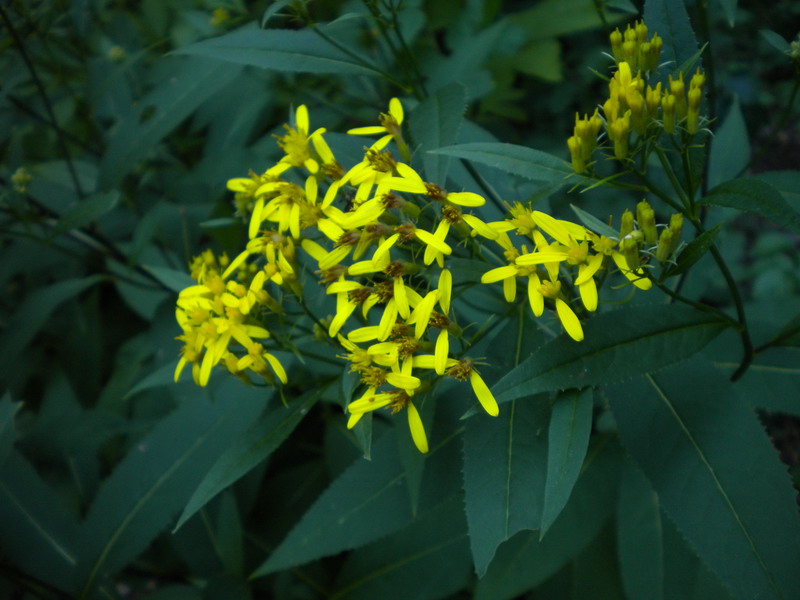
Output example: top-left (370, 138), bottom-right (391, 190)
top-left (386, 372), bottom-right (421, 390)
top-left (347, 126), bottom-right (387, 135)
top-left (555, 298), bottom-right (584, 341)
top-left (480, 264), bottom-right (518, 284)
top-left (446, 192), bottom-right (485, 207)
top-left (434, 330), bottom-right (449, 375)
top-left (527, 273), bottom-right (545, 317)
top-left (469, 371), bottom-right (499, 417)
top-left (295, 104), bottom-right (309, 134)
top-left (389, 97), bottom-right (404, 125)
top-left (406, 401), bottom-right (428, 454)
top-left (579, 278), bottom-right (598, 312)
top-left (438, 269), bottom-right (452, 314)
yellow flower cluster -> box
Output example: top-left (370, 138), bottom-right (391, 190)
top-left (175, 97), bottom-right (663, 453)
top-left (174, 249), bottom-right (288, 387)
top-left (568, 21), bottom-right (706, 173)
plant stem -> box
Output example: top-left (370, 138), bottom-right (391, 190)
top-left (0, 4), bottom-right (85, 199)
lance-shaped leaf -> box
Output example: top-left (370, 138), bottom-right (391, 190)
top-left (430, 142), bottom-right (573, 183)
top-left (0, 275), bottom-right (105, 380)
top-left (174, 25), bottom-right (382, 76)
top-left (463, 398), bottom-right (550, 576)
top-left (411, 82), bottom-right (466, 184)
top-left (0, 450), bottom-right (80, 592)
top-left (608, 360), bottom-right (800, 600)
top-left (491, 304), bottom-right (727, 404)
top-left (175, 388), bottom-right (320, 530)
top-left (540, 388), bottom-right (593, 537)
top-left (700, 178), bottom-right (800, 235)
top-left (474, 441), bottom-right (622, 600)
top-left (644, 0), bottom-right (698, 74)
top-left (76, 389), bottom-right (267, 598)
top-left (617, 460), bottom-right (664, 600)
top-left (250, 430), bottom-right (411, 577)
top-left (708, 96), bottom-right (749, 188)
top-left (99, 57), bottom-right (242, 188)
top-left (331, 494), bottom-right (471, 600)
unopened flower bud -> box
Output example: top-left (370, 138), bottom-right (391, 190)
top-left (610, 28), bottom-right (624, 61)
top-left (687, 87), bottom-right (703, 134)
top-left (669, 73), bottom-right (687, 119)
top-left (662, 93), bottom-right (677, 134)
top-left (637, 201), bottom-right (657, 245)
top-left (567, 136), bottom-right (586, 174)
top-left (641, 34), bottom-right (662, 72)
top-left (11, 166), bottom-right (32, 193)
top-left (621, 237), bottom-right (641, 270)
top-left (656, 228), bottom-right (674, 262)
top-left (669, 213), bottom-right (683, 253)
top-left (620, 209), bottom-right (635, 238)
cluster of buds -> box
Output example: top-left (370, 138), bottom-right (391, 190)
top-left (609, 20), bottom-right (663, 73)
top-left (617, 201), bottom-right (684, 271)
top-left (568, 21), bottom-right (707, 173)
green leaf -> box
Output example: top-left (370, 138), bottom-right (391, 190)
top-left (708, 96), bottom-right (749, 188)
top-left (617, 461), bottom-right (664, 600)
top-left (463, 398), bottom-right (550, 576)
top-left (76, 387), bottom-right (267, 598)
top-left (0, 393), bottom-right (20, 467)
top-left (411, 82), bottom-right (467, 185)
top-left (754, 170), bottom-right (800, 208)
top-left (141, 585), bottom-right (202, 600)
top-left (607, 360), bottom-right (800, 600)
top-left (570, 203), bottom-right (619, 239)
top-left (52, 191), bottom-right (120, 237)
top-left (474, 440), bottom-right (621, 600)
top-left (0, 450), bottom-right (80, 592)
top-left (717, 0), bottom-right (738, 27)
top-left (491, 304), bottom-right (727, 404)
top-left (250, 430), bottom-right (412, 577)
top-left (511, 39), bottom-right (563, 82)
top-left (510, 0), bottom-right (626, 40)
top-left (700, 178), bottom-right (800, 235)
top-left (174, 25), bottom-right (381, 76)
top-left (0, 275), bottom-right (105, 380)
top-left (667, 222), bottom-right (724, 277)
top-left (644, 0), bottom-right (698, 73)
top-left (714, 349), bottom-right (800, 416)
top-left (760, 30), bottom-right (791, 54)
top-left (540, 388), bottom-right (593, 537)
top-left (140, 265), bottom-right (196, 293)
top-left (261, 0), bottom-right (292, 27)
top-left (330, 494), bottom-right (471, 600)
top-left (99, 57), bottom-right (242, 188)
top-left (431, 142), bottom-right (572, 184)
top-left (213, 492), bottom-right (244, 576)
top-left (175, 388), bottom-right (319, 530)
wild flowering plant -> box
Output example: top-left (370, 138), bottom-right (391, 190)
top-left (174, 20), bottom-right (715, 454)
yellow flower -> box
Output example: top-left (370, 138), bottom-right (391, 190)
top-left (274, 105), bottom-right (327, 172)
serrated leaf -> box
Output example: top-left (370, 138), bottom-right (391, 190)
top-left (474, 441), bottom-right (621, 600)
top-left (175, 388), bottom-right (319, 530)
top-left (52, 191), bottom-right (119, 237)
top-left (512, 39), bottom-right (562, 82)
top-left (463, 398), bottom-right (550, 576)
top-left (644, 0), bottom-right (698, 72)
top-left (174, 24), bottom-right (381, 76)
top-left (570, 203), bottom-right (619, 239)
top-left (700, 178), bottom-right (800, 235)
top-left (0, 450), bottom-right (80, 592)
top-left (608, 360), bottom-right (800, 600)
top-left (76, 389), bottom-right (267, 597)
top-left (250, 430), bottom-right (411, 577)
top-left (0, 393), bottom-right (20, 467)
top-left (667, 222), bottom-right (724, 277)
top-left (0, 275), bottom-right (105, 380)
top-left (331, 494), bottom-right (470, 600)
top-left (99, 57), bottom-right (242, 188)
top-left (617, 461), bottom-right (664, 600)
top-left (754, 170), bottom-right (800, 207)
top-left (431, 142), bottom-right (572, 184)
top-left (760, 30), bottom-right (791, 54)
top-left (540, 388), bottom-right (593, 537)
top-left (411, 82), bottom-right (466, 184)
top-left (709, 96), bottom-right (749, 188)
top-left (716, 349), bottom-right (800, 417)
top-left (491, 304), bottom-right (727, 404)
